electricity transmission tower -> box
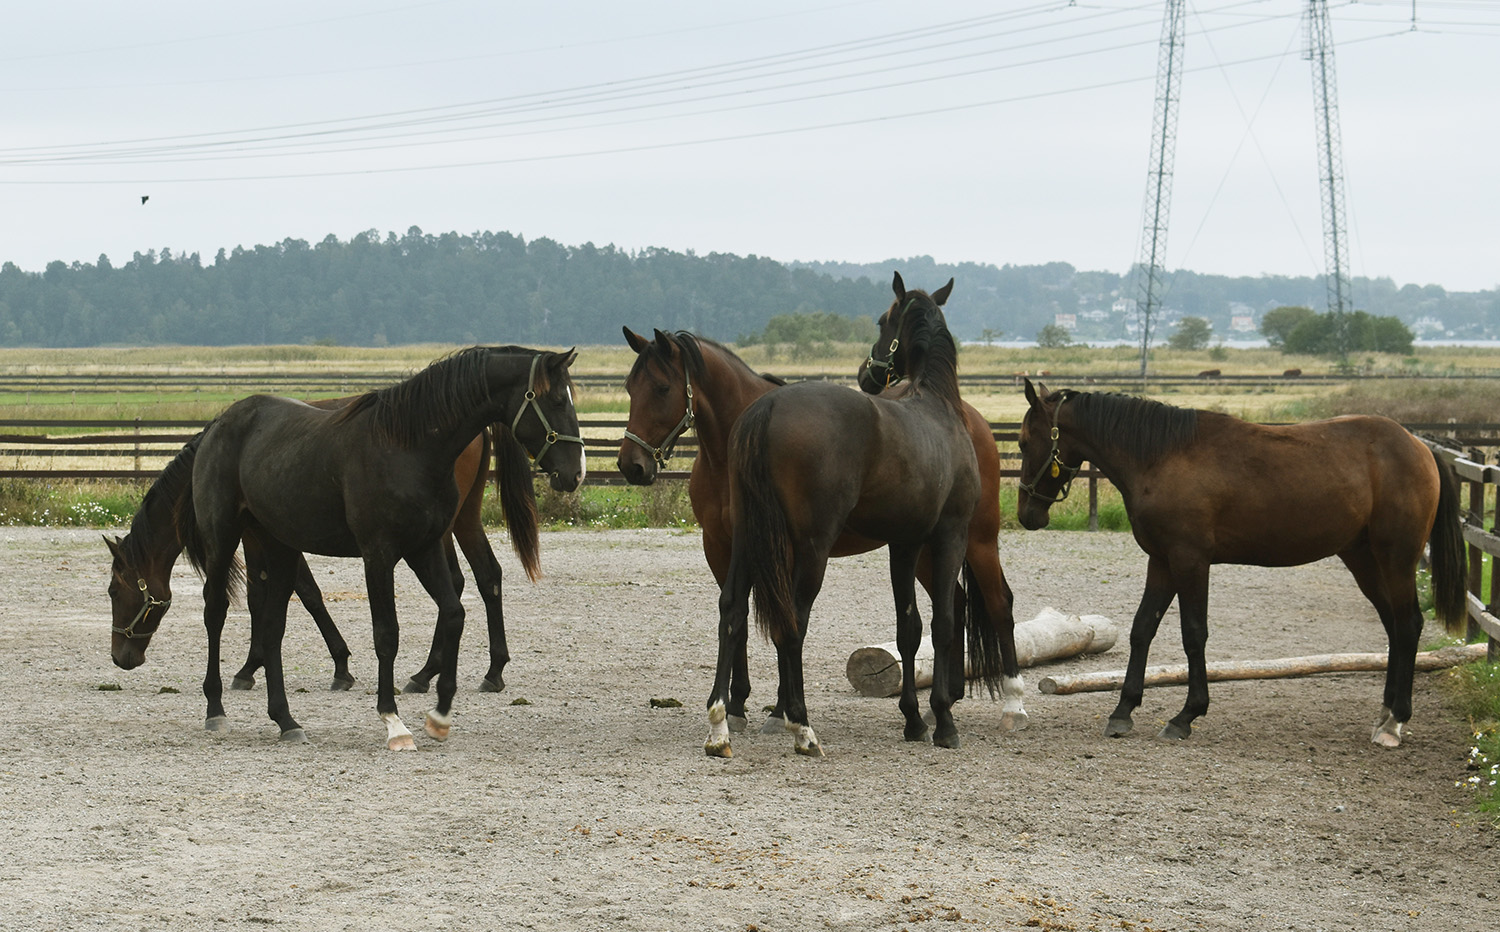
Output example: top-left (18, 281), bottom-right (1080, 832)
top-left (1305, 0), bottom-right (1353, 356)
top-left (1134, 0), bottom-right (1185, 380)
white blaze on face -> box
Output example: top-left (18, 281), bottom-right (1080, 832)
top-left (566, 385), bottom-right (587, 481)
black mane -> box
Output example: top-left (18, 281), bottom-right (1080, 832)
top-left (121, 426), bottom-right (207, 565)
top-left (895, 293), bottom-right (962, 409)
top-left (340, 345), bottom-right (530, 448)
top-left (1065, 391), bottom-right (1198, 465)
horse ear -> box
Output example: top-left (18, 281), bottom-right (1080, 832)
top-left (623, 326), bottom-right (649, 354)
top-left (932, 278), bottom-right (954, 306)
top-left (891, 271), bottom-right (906, 302)
top-left (1023, 378), bottom-right (1041, 409)
top-left (652, 329), bottom-right (675, 356)
top-left (103, 534), bottom-right (122, 559)
top-left (549, 347), bottom-right (578, 371)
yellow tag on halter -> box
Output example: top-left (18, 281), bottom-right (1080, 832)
top-left (1050, 461), bottom-right (1061, 478)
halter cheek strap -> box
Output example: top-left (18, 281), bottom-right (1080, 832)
top-left (864, 298), bottom-right (919, 389)
top-left (1018, 395), bottom-right (1082, 504)
top-left (623, 364), bottom-right (694, 466)
top-left (113, 578), bottom-right (169, 639)
top-left (512, 354), bottom-right (586, 466)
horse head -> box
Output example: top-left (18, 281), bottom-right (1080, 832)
top-left (618, 326), bottom-right (696, 485)
top-left (509, 348), bottom-right (586, 492)
top-left (857, 271), bottom-right (954, 394)
top-left (1016, 379), bottom-right (1083, 529)
top-left (103, 533), bottom-right (172, 670)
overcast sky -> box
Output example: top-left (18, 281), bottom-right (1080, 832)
top-left (3, 1), bottom-right (1497, 293)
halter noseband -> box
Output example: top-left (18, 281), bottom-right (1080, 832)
top-left (113, 578), bottom-right (170, 639)
top-left (512, 354), bottom-right (585, 468)
top-left (1018, 394), bottom-right (1081, 504)
top-left (623, 359), bottom-right (695, 467)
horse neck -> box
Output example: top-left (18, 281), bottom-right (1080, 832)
top-left (426, 350), bottom-right (535, 464)
top-left (124, 487), bottom-right (188, 578)
top-left (691, 345), bottom-right (777, 465)
top-left (1057, 400), bottom-right (1137, 494)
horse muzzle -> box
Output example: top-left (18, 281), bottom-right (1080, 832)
top-left (111, 643), bottom-right (146, 670)
top-left (616, 451), bottom-right (658, 487)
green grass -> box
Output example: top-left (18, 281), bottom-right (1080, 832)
top-left (0, 479), bottom-right (142, 527)
top-left (1443, 661), bottom-right (1500, 822)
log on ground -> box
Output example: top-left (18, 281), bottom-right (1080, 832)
top-left (1036, 643), bottom-right (1489, 695)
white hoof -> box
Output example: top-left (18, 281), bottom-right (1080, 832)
top-left (382, 712), bottom-right (416, 751)
top-left (705, 701), bottom-right (732, 758)
top-left (1371, 707), bottom-right (1404, 748)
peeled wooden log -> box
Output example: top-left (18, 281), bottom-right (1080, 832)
top-left (846, 607), bottom-right (1119, 698)
top-left (1037, 643), bottom-right (1488, 695)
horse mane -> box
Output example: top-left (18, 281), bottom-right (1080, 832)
top-left (1063, 390), bottom-right (1199, 465)
top-left (120, 427), bottom-right (206, 568)
top-left (174, 422), bottom-right (246, 599)
top-left (337, 345), bottom-right (539, 449)
top-left (631, 331), bottom-right (783, 387)
top-left (894, 293), bottom-right (963, 409)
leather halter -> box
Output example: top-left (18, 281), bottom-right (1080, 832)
top-left (113, 578), bottom-right (169, 639)
top-left (863, 298), bottom-right (918, 390)
top-left (511, 354), bottom-right (585, 467)
top-left (623, 360), bottom-right (694, 466)
top-left (1018, 394), bottom-right (1081, 504)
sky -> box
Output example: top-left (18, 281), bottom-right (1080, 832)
top-left (3, 0), bottom-right (1498, 293)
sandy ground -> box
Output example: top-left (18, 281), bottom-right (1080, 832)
top-left (2, 525), bottom-right (1495, 932)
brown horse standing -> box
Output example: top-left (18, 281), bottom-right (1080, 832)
top-left (1015, 380), bottom-right (1467, 746)
top-left (618, 295), bottom-right (1026, 739)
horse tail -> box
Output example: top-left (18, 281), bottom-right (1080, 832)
top-left (734, 402), bottom-right (797, 643)
top-left (1427, 445), bottom-right (1468, 635)
top-left (492, 423), bottom-right (542, 582)
top-left (174, 426), bottom-right (245, 601)
top-left (962, 562), bottom-right (1004, 699)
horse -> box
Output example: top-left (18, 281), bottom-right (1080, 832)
top-left (618, 304), bottom-right (1026, 741)
top-left (1015, 379), bottom-right (1468, 747)
top-left (182, 346), bottom-right (584, 750)
top-left (105, 413), bottom-right (539, 694)
top-left (701, 274), bottom-right (992, 757)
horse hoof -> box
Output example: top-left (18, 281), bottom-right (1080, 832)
top-left (330, 676), bottom-right (355, 692)
top-left (478, 676), bottom-right (504, 694)
top-left (424, 712), bottom-right (451, 741)
top-left (1104, 717), bottom-right (1133, 738)
top-left (387, 734), bottom-right (418, 751)
top-left (401, 679), bottom-right (430, 695)
top-left (1158, 722), bottom-right (1192, 740)
top-left (230, 677), bottom-right (255, 691)
top-left (704, 739), bottom-right (733, 759)
top-left (999, 708), bottom-right (1030, 732)
top-left (795, 741), bottom-right (825, 758)
top-left (205, 715), bottom-right (230, 733)
top-left (727, 714), bottom-right (748, 734)
top-left (904, 722), bottom-right (931, 743)
top-left (759, 715), bottom-right (786, 735)
top-left (280, 727), bottom-right (308, 744)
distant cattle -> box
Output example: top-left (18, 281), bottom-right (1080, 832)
top-left (1197, 369), bottom-right (1221, 379)
top-left (1283, 368), bottom-right (1302, 378)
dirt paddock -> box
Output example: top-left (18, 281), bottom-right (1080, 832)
top-left (2, 526), bottom-right (1495, 932)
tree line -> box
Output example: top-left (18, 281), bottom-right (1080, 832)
top-left (1, 226), bottom-right (1493, 348)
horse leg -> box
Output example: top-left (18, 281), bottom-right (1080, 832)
top-left (363, 555), bottom-right (415, 751)
top-left (454, 526), bottom-right (511, 693)
top-left (891, 545), bottom-right (929, 743)
top-left (707, 554), bottom-right (753, 758)
top-left (292, 554), bottom-right (356, 690)
top-left (406, 544), bottom-right (467, 742)
top-left (200, 560), bottom-right (233, 732)
top-left (925, 532), bottom-right (967, 749)
top-left (1339, 545), bottom-right (1419, 747)
top-left (776, 556), bottom-right (829, 757)
top-left (243, 534), bottom-right (307, 742)
top-left (230, 558), bottom-right (266, 691)
top-left (931, 539), bottom-right (1027, 731)
top-left (1161, 559), bottom-right (1211, 740)
top-left (1108, 556), bottom-right (1177, 738)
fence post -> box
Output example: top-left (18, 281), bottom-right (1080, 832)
top-left (1088, 468), bottom-right (1099, 532)
top-left (134, 418), bottom-right (142, 477)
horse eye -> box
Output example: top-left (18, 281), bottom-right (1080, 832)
top-left (654, 383), bottom-right (670, 397)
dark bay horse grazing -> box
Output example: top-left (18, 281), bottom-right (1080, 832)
top-left (183, 346), bottom-right (584, 750)
top-left (703, 275), bottom-right (993, 757)
top-left (105, 417), bottom-right (538, 694)
top-left (618, 311), bottom-right (1026, 739)
top-left (1015, 380), bottom-right (1467, 746)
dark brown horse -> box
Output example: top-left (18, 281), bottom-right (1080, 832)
top-left (182, 346), bottom-right (584, 750)
top-left (702, 274), bottom-right (992, 757)
top-left (105, 414), bottom-right (537, 694)
top-left (618, 303), bottom-right (1026, 739)
top-left (1015, 380), bottom-right (1467, 746)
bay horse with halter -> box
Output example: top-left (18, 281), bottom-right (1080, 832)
top-left (618, 284), bottom-right (1026, 740)
top-left (1015, 380), bottom-right (1467, 746)
top-left (181, 346), bottom-right (584, 750)
top-left (105, 413), bottom-right (541, 695)
top-left (703, 274), bottom-right (991, 757)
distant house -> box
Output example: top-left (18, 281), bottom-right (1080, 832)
top-left (1230, 315), bottom-right (1256, 333)
top-left (1054, 313), bottom-right (1077, 330)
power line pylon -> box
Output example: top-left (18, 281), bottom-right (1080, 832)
top-left (1305, 0), bottom-right (1353, 355)
top-left (1134, 0), bottom-right (1186, 381)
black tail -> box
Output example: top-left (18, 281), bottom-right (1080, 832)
top-left (1428, 446), bottom-right (1468, 635)
top-left (962, 562), bottom-right (1004, 698)
top-left (492, 424), bottom-right (542, 581)
top-left (733, 401), bottom-right (797, 643)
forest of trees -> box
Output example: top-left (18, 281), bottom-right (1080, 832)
top-left (1, 226), bottom-right (1494, 348)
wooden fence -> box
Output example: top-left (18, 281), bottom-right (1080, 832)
top-left (1425, 438), bottom-right (1500, 662)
